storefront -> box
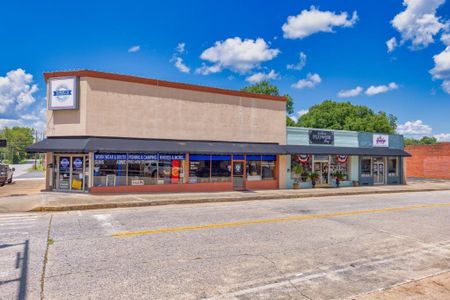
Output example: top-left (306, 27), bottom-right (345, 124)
top-left (284, 127), bottom-right (410, 188)
top-left (26, 70), bottom-right (409, 193)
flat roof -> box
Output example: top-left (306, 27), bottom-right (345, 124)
top-left (44, 69), bottom-right (287, 102)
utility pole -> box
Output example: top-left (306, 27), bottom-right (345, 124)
top-left (34, 129), bottom-right (38, 170)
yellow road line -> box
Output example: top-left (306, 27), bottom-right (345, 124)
top-left (112, 202), bottom-right (450, 238)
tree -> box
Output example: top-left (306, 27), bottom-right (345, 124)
top-left (297, 100), bottom-right (397, 134)
top-left (0, 127), bottom-right (34, 164)
top-left (241, 80), bottom-right (294, 124)
top-left (404, 136), bottom-right (438, 145)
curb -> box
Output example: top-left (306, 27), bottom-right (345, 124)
top-left (29, 187), bottom-right (450, 212)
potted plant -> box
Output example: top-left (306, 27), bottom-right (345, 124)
top-left (332, 170), bottom-right (345, 188)
top-left (292, 164), bottom-right (304, 189)
top-left (309, 172), bottom-right (320, 188)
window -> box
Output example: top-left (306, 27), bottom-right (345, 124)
top-left (262, 155), bottom-right (276, 180)
top-left (291, 155), bottom-right (312, 182)
top-left (127, 154), bottom-right (158, 186)
top-left (158, 154), bottom-right (185, 184)
top-left (93, 154), bottom-right (127, 186)
top-left (211, 155), bottom-right (231, 182)
top-left (189, 155), bottom-right (210, 183)
top-left (330, 155), bottom-right (350, 180)
top-left (246, 155), bottom-right (262, 181)
top-left (388, 157), bottom-right (398, 176)
top-left (361, 157), bottom-right (372, 177)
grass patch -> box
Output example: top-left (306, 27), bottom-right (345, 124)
top-left (47, 238), bottom-right (54, 246)
top-left (28, 164), bottom-right (45, 172)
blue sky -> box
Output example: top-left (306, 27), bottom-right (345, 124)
top-left (1, 0), bottom-right (449, 140)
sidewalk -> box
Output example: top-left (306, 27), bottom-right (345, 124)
top-left (0, 180), bottom-right (449, 213)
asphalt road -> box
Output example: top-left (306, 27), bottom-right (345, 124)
top-left (1, 191), bottom-right (450, 299)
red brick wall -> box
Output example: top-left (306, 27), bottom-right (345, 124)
top-left (405, 143), bottom-right (450, 179)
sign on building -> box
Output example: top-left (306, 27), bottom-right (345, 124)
top-left (48, 77), bottom-right (79, 110)
top-left (373, 134), bottom-right (389, 147)
top-left (309, 130), bottom-right (334, 145)
top-left (0, 139), bottom-right (6, 147)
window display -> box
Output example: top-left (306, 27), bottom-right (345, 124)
top-left (246, 155), bottom-right (262, 181)
top-left (211, 155), bottom-right (231, 182)
top-left (291, 155), bottom-right (312, 182)
top-left (330, 155), bottom-right (349, 180)
top-left (361, 157), bottom-right (372, 177)
top-left (189, 155), bottom-right (210, 183)
top-left (93, 153), bottom-right (127, 186)
top-left (388, 157), bottom-right (398, 176)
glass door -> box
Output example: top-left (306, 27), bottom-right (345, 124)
top-left (71, 156), bottom-right (84, 191)
top-left (313, 161), bottom-right (329, 185)
top-left (232, 161), bottom-right (245, 190)
top-left (373, 160), bottom-right (385, 184)
top-left (57, 156), bottom-right (71, 191)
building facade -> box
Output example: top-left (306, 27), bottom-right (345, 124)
top-left (405, 143), bottom-right (450, 179)
top-left (27, 70), bottom-right (410, 193)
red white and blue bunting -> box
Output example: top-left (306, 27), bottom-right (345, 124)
top-left (336, 155), bottom-right (348, 163)
top-left (295, 154), bottom-right (311, 163)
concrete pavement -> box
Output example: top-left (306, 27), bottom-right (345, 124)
top-left (1, 191), bottom-right (450, 299)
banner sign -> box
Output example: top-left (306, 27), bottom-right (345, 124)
top-left (336, 155), bottom-right (348, 163)
top-left (373, 134), bottom-right (389, 147)
top-left (48, 77), bottom-right (78, 110)
top-left (309, 130), bottom-right (334, 145)
top-left (94, 153), bottom-right (185, 161)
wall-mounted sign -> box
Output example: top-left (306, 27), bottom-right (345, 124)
top-left (48, 76), bottom-right (78, 110)
top-left (94, 153), bottom-right (185, 161)
top-left (373, 134), bottom-right (389, 147)
top-left (309, 130), bottom-right (334, 145)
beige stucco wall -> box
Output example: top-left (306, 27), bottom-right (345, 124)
top-left (46, 77), bottom-right (286, 145)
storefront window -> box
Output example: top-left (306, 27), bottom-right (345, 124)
top-left (127, 154), bottom-right (158, 186)
top-left (93, 154), bottom-right (127, 186)
top-left (262, 155), bottom-right (276, 180)
top-left (388, 157), bottom-right (398, 176)
top-left (361, 157), bottom-right (372, 177)
top-left (211, 155), bottom-right (231, 182)
top-left (330, 155), bottom-right (350, 180)
top-left (247, 155), bottom-right (262, 181)
top-left (158, 154), bottom-right (185, 184)
top-left (189, 155), bottom-right (211, 183)
top-left (291, 155), bottom-right (312, 182)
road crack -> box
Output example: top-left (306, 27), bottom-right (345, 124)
top-left (40, 214), bottom-right (53, 300)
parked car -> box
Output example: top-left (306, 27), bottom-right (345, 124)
top-left (0, 164), bottom-right (14, 186)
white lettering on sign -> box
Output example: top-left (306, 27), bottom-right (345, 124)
top-left (373, 134), bottom-right (389, 147)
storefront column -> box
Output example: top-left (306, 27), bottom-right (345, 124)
top-left (184, 153), bottom-right (190, 184)
top-left (45, 152), bottom-right (54, 191)
top-left (278, 155), bottom-right (287, 189)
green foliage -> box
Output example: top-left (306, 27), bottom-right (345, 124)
top-left (404, 136), bottom-right (438, 145)
top-left (332, 170), bottom-right (345, 180)
top-left (241, 80), bottom-right (294, 115)
top-left (309, 172), bottom-right (320, 180)
top-left (0, 127), bottom-right (35, 164)
top-left (297, 100), bottom-right (397, 134)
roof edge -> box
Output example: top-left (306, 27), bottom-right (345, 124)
top-left (44, 70), bottom-right (287, 102)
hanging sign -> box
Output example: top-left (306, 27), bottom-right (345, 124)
top-left (336, 155), bottom-right (348, 163)
top-left (309, 130), bottom-right (334, 145)
top-left (48, 77), bottom-right (79, 110)
top-left (373, 134), bottom-right (389, 147)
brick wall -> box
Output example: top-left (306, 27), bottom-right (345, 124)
top-left (405, 143), bottom-right (450, 179)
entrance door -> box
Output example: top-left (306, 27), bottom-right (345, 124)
top-left (71, 157), bottom-right (84, 191)
top-left (373, 160), bottom-right (385, 184)
top-left (57, 156), bottom-right (71, 191)
top-left (232, 161), bottom-right (245, 190)
top-left (313, 161), bottom-right (329, 185)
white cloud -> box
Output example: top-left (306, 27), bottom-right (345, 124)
top-left (365, 82), bottom-right (399, 96)
top-left (0, 107), bottom-right (46, 132)
top-left (391, 0), bottom-right (448, 49)
top-left (386, 37), bottom-right (398, 53)
top-left (338, 86), bottom-right (363, 98)
top-left (434, 133), bottom-right (450, 141)
top-left (0, 68), bottom-right (38, 113)
top-left (292, 73), bottom-right (321, 89)
top-left (289, 109), bottom-right (309, 123)
top-left (175, 42), bottom-right (186, 54)
top-left (442, 33), bottom-right (450, 46)
top-left (171, 57), bottom-right (190, 73)
top-left (282, 6), bottom-right (358, 39)
top-left (430, 46), bottom-right (450, 93)
top-left (197, 37), bottom-right (280, 74)
top-left (287, 52), bottom-right (307, 70)
top-left (397, 120), bottom-right (433, 137)
top-left (128, 45), bottom-right (140, 53)
top-left (245, 70), bottom-right (279, 83)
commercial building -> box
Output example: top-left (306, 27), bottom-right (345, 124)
top-left (405, 143), bottom-right (450, 179)
top-left (27, 70), bottom-right (410, 193)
